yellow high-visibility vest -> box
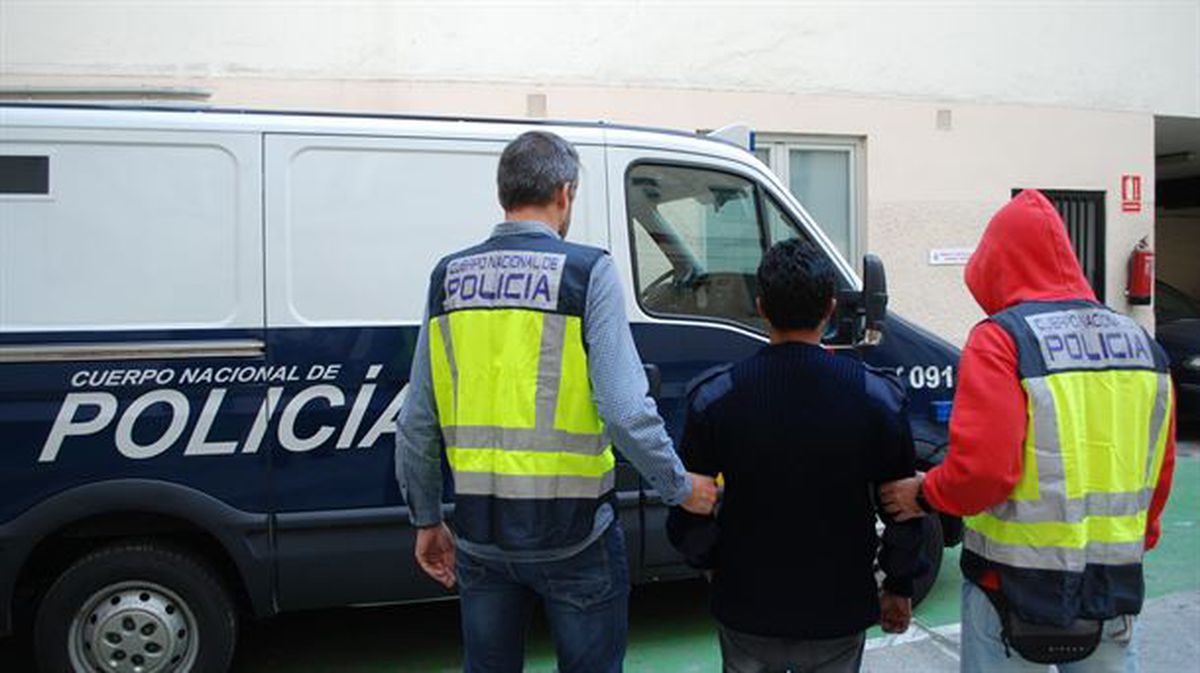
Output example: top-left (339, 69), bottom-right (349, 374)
top-left (964, 301), bottom-right (1173, 574)
top-left (425, 234), bottom-right (615, 548)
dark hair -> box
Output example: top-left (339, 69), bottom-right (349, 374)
top-left (756, 239), bottom-right (836, 330)
top-left (497, 131), bottom-right (580, 211)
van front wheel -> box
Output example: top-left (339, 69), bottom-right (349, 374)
top-left (33, 542), bottom-right (236, 673)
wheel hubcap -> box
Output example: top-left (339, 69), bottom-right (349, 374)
top-left (71, 582), bottom-right (197, 673)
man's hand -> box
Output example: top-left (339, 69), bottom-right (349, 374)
top-left (680, 473), bottom-right (718, 515)
top-left (414, 523), bottom-right (456, 589)
top-left (879, 473), bottom-right (926, 522)
top-left (879, 591), bottom-right (912, 633)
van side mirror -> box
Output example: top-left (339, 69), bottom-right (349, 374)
top-left (860, 254), bottom-right (888, 346)
top-left (826, 254), bottom-right (889, 348)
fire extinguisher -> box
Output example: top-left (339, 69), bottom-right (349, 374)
top-left (1127, 237), bottom-right (1154, 305)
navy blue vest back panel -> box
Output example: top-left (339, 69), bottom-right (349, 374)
top-left (425, 230), bottom-right (612, 551)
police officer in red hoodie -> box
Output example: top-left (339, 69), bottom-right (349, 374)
top-left (881, 190), bottom-right (1176, 672)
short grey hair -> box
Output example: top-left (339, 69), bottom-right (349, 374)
top-left (497, 131), bottom-right (580, 211)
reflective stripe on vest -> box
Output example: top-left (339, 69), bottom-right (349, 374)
top-left (964, 302), bottom-right (1173, 573)
top-left (429, 303), bottom-right (613, 500)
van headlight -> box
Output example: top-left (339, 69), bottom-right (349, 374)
top-left (1185, 354), bottom-right (1200, 371)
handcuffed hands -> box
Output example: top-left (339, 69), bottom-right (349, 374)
top-left (680, 472), bottom-right (718, 515)
top-left (879, 472), bottom-right (926, 522)
top-left (879, 590), bottom-right (912, 633)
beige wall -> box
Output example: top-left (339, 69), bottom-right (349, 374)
top-left (3, 0), bottom-right (1198, 116)
top-left (4, 0), bottom-right (1178, 344)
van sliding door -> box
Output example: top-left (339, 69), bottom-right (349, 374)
top-left (262, 131), bottom-right (609, 609)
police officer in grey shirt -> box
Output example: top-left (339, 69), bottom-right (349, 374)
top-left (396, 131), bottom-right (717, 673)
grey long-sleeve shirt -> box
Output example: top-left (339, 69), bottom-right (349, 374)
top-left (396, 220), bottom-right (692, 562)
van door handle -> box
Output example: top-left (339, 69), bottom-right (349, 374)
top-left (643, 363), bottom-right (662, 400)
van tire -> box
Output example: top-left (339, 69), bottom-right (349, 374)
top-left (911, 515), bottom-right (945, 607)
top-left (33, 542), bottom-right (236, 673)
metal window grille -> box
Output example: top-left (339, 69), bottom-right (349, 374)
top-left (1012, 189), bottom-right (1106, 301)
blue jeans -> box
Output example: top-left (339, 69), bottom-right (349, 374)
top-left (456, 522), bottom-right (630, 673)
top-left (960, 580), bottom-right (1139, 673)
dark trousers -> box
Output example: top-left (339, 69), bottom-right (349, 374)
top-left (456, 522), bottom-right (630, 673)
top-left (718, 624), bottom-right (866, 673)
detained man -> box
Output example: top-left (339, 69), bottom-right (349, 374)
top-left (668, 239), bottom-right (926, 673)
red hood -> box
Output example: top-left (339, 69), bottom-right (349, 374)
top-left (965, 190), bottom-right (1096, 316)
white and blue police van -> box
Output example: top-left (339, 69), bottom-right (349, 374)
top-left (0, 103), bottom-right (961, 672)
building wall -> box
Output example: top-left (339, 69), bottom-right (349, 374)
top-left (3, 1), bottom-right (1198, 116)
top-left (2, 0), bottom-right (1186, 343)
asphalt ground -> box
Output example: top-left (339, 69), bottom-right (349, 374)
top-left (3, 426), bottom-right (1197, 671)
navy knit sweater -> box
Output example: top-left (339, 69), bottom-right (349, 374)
top-left (668, 342), bottom-right (925, 639)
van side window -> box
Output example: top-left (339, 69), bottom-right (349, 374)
top-left (0, 155), bottom-right (49, 194)
top-left (626, 164), bottom-right (827, 332)
top-left (764, 193), bottom-right (810, 246)
top-left (1, 140), bottom-right (259, 331)
top-left (626, 163), bottom-right (768, 331)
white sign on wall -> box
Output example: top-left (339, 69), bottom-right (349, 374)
top-left (928, 248), bottom-right (975, 266)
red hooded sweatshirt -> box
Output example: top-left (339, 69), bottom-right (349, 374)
top-left (922, 190), bottom-right (1176, 553)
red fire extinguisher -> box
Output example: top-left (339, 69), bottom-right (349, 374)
top-left (1127, 237), bottom-right (1154, 305)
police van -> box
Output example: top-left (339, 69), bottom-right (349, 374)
top-left (0, 104), bottom-right (961, 671)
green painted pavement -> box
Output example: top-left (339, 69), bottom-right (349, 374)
top-left (1143, 452), bottom-right (1200, 599)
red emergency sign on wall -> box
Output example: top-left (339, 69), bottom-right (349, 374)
top-left (1121, 174), bottom-right (1142, 213)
